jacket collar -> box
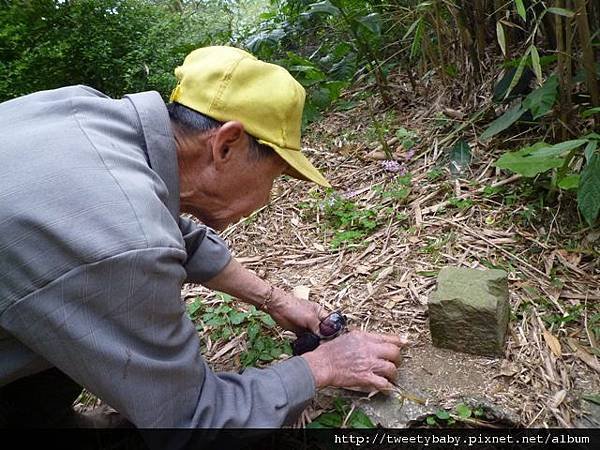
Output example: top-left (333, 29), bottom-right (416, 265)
top-left (125, 92), bottom-right (180, 221)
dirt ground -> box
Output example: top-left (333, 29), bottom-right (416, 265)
top-left (185, 88), bottom-right (600, 428)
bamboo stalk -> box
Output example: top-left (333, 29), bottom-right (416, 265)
top-left (565, 0), bottom-right (574, 128)
top-left (433, 0), bottom-right (448, 86)
top-left (555, 0), bottom-right (573, 140)
top-left (474, 0), bottom-right (487, 61)
top-left (573, 0), bottom-right (599, 110)
top-left (462, 0), bottom-right (481, 80)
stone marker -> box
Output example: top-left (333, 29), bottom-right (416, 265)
top-left (429, 267), bottom-right (510, 357)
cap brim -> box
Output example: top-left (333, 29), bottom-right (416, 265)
top-left (258, 140), bottom-right (331, 188)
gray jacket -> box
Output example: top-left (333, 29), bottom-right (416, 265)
top-left (0, 86), bottom-right (315, 428)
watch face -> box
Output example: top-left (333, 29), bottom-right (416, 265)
top-left (318, 311), bottom-right (347, 339)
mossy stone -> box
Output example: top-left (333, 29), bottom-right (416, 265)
top-left (429, 267), bottom-right (510, 357)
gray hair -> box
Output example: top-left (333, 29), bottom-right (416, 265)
top-left (166, 102), bottom-right (273, 161)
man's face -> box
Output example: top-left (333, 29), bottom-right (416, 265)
top-left (178, 121), bottom-right (289, 231)
top-left (199, 150), bottom-right (287, 231)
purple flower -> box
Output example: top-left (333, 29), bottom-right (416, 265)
top-left (381, 160), bottom-right (406, 174)
top-left (404, 149), bottom-right (415, 161)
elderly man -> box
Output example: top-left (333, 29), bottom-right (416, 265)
top-left (0, 46), bottom-right (404, 433)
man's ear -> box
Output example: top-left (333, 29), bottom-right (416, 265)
top-left (211, 121), bottom-right (246, 168)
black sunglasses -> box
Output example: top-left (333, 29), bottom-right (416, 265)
top-left (292, 311), bottom-right (347, 356)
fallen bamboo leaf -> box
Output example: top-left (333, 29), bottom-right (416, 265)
top-left (210, 333), bottom-right (245, 362)
top-left (355, 264), bottom-right (371, 275)
top-left (293, 285), bottom-right (311, 301)
top-left (442, 107), bottom-right (464, 120)
top-left (548, 389), bottom-right (568, 409)
top-left (567, 338), bottom-right (600, 373)
top-left (384, 297), bottom-right (398, 309)
top-left (237, 256), bottom-right (263, 264)
top-left (583, 394), bottom-right (600, 405)
top-left (556, 249), bottom-right (581, 267)
top-left (413, 202), bottom-right (422, 228)
top-left (543, 330), bottom-right (562, 357)
top-left (366, 283), bottom-right (374, 296)
top-left (544, 252), bottom-right (556, 276)
top-left (366, 150), bottom-right (388, 160)
top-left (376, 266), bottom-right (394, 282)
top-left (498, 360), bottom-right (519, 377)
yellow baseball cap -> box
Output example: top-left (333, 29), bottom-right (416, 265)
top-left (170, 46), bottom-right (331, 187)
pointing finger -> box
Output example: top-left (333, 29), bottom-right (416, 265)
top-left (370, 332), bottom-right (408, 347)
top-left (375, 343), bottom-right (403, 364)
top-left (376, 360), bottom-right (399, 382)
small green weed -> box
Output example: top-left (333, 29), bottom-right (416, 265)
top-left (365, 111), bottom-right (397, 143)
top-left (480, 259), bottom-right (513, 272)
top-left (395, 127), bottom-right (419, 150)
top-left (518, 205), bottom-right (540, 226)
top-left (421, 233), bottom-right (452, 254)
top-left (590, 312), bottom-right (600, 342)
top-left (503, 182), bottom-right (539, 207)
top-left (307, 398), bottom-right (375, 429)
top-left (448, 197), bottom-right (474, 210)
top-left (433, 111), bottom-right (452, 127)
top-left (424, 404), bottom-right (485, 427)
top-left (395, 211), bottom-right (409, 222)
top-left (427, 168), bottom-right (444, 182)
top-left (543, 304), bottom-right (583, 328)
top-left (299, 178), bottom-right (414, 249)
top-left (322, 194), bottom-right (379, 248)
top-left (375, 174), bottom-right (413, 202)
top-left (187, 293), bottom-right (291, 367)
top-left (482, 185), bottom-right (504, 198)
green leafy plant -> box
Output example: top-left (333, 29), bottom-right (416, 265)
top-left (482, 185), bottom-right (504, 198)
top-left (543, 304), bottom-right (584, 327)
top-left (186, 296), bottom-right (205, 322)
top-left (426, 409), bottom-right (454, 427)
top-left (427, 168), bottom-right (444, 182)
top-left (307, 398), bottom-right (375, 428)
top-left (246, 0), bottom-right (390, 125)
top-left (321, 193), bottom-right (380, 248)
top-left (496, 140), bottom-right (588, 177)
top-left (189, 293), bottom-right (291, 367)
top-left (0, 0), bottom-right (245, 101)
top-left (376, 174), bottom-right (413, 202)
top-left (315, 175), bottom-right (413, 248)
top-left (481, 75), bottom-right (559, 141)
top-left (424, 404), bottom-right (485, 428)
top-left (449, 139), bottom-right (472, 177)
top-left (365, 111), bottom-right (397, 144)
top-left (299, 0), bottom-right (388, 103)
top-left (395, 127), bottom-right (419, 150)
top-left (278, 50), bottom-right (351, 126)
top-left (448, 197), bottom-right (474, 210)
top-left (495, 134), bottom-right (600, 226)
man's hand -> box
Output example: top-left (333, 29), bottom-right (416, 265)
top-left (301, 330), bottom-right (407, 392)
top-left (202, 258), bottom-right (327, 335)
top-left (267, 288), bottom-right (328, 335)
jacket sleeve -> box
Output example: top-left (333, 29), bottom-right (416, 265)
top-left (0, 247), bottom-right (315, 437)
top-left (178, 216), bottom-right (232, 283)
